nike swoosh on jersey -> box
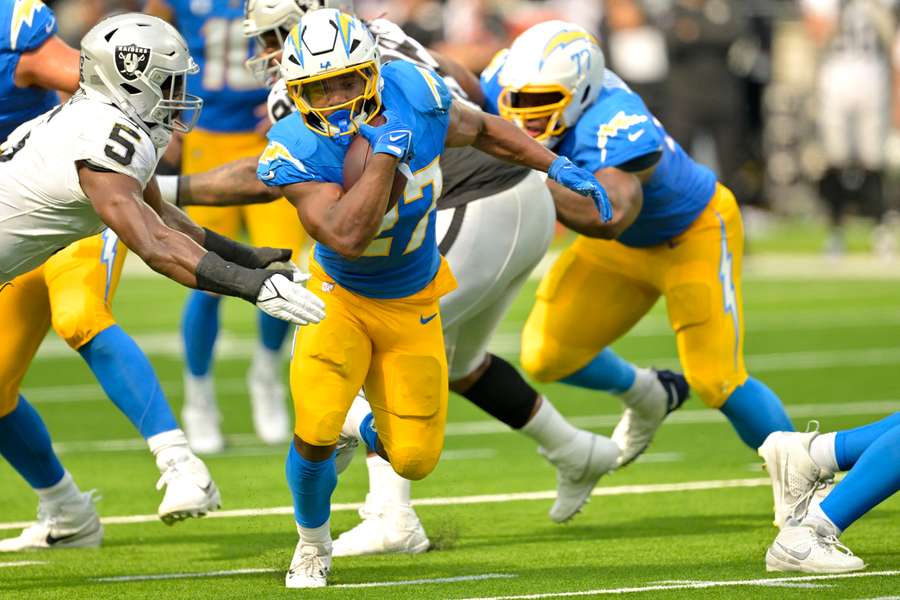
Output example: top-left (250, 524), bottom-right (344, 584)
top-left (388, 132), bottom-right (407, 142)
top-left (627, 130), bottom-right (645, 142)
top-left (776, 542), bottom-right (812, 561)
top-left (420, 313), bottom-right (437, 324)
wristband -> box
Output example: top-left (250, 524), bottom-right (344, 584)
top-left (195, 252), bottom-right (291, 303)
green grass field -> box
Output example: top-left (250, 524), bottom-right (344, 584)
top-left (2, 260), bottom-right (899, 599)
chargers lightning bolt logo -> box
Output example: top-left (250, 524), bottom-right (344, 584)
top-left (10, 0), bottom-right (46, 51)
top-left (717, 213), bottom-right (740, 369)
top-left (540, 29), bottom-right (598, 68)
top-left (100, 229), bottom-right (119, 303)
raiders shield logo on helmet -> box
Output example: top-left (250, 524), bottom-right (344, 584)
top-left (115, 45), bottom-right (150, 81)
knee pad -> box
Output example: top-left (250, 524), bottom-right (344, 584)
top-left (388, 446), bottom-right (439, 481)
top-left (686, 372), bottom-right (739, 409)
top-left (0, 391), bottom-right (19, 419)
top-left (50, 296), bottom-right (114, 350)
top-left (519, 323), bottom-right (566, 383)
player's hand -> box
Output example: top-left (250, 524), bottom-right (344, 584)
top-left (548, 156), bottom-right (613, 222)
top-left (249, 246), bottom-right (293, 269)
top-left (358, 110), bottom-right (413, 162)
top-left (255, 272), bottom-right (325, 326)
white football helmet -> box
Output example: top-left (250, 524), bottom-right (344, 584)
top-left (497, 21), bottom-right (604, 147)
top-left (80, 14), bottom-right (202, 137)
top-left (243, 0), bottom-right (357, 85)
top-left (281, 8), bottom-right (380, 139)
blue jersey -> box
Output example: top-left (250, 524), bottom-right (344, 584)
top-left (482, 65), bottom-right (716, 247)
top-left (0, 0), bottom-right (59, 141)
top-left (258, 60), bottom-right (452, 299)
top-left (158, 0), bottom-right (267, 133)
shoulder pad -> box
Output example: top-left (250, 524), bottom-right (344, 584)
top-left (381, 60), bottom-right (451, 116)
top-left (74, 102), bottom-right (158, 185)
top-left (3, 0), bottom-right (57, 52)
top-left (257, 114), bottom-right (333, 186)
top-left (569, 93), bottom-right (662, 172)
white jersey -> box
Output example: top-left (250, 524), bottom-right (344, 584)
top-left (0, 91), bottom-right (164, 281)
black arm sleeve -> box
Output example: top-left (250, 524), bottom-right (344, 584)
top-left (195, 252), bottom-right (291, 303)
top-left (202, 228), bottom-right (290, 269)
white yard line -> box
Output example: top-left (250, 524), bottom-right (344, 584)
top-left (93, 570), bottom-right (516, 586)
top-left (456, 570), bottom-right (900, 600)
top-left (0, 560), bottom-right (48, 568)
top-left (0, 477), bottom-right (772, 532)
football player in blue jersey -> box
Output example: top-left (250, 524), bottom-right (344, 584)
top-left (145, 0), bottom-right (308, 452)
top-left (253, 9), bottom-right (610, 587)
top-left (0, 3), bottom-right (227, 551)
top-left (481, 21), bottom-right (795, 463)
top-left (760, 412), bottom-right (900, 573)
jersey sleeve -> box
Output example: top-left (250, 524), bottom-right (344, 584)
top-left (570, 91), bottom-right (663, 173)
top-left (381, 60), bottom-right (452, 117)
top-left (256, 118), bottom-right (323, 187)
top-left (5, 0), bottom-right (58, 52)
top-left (74, 112), bottom-right (158, 185)
top-left (479, 49), bottom-right (508, 115)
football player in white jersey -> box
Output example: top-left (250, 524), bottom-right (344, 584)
top-left (0, 13), bottom-right (325, 549)
top-left (157, 0), bottom-right (684, 559)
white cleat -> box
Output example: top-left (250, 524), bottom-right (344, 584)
top-left (333, 496), bottom-right (430, 557)
top-left (156, 455), bottom-right (221, 525)
top-left (0, 491), bottom-right (102, 552)
top-left (766, 525), bottom-right (865, 574)
top-left (247, 355), bottom-right (290, 445)
top-left (612, 370), bottom-right (689, 468)
top-left (758, 426), bottom-right (833, 528)
top-left (285, 539), bottom-right (331, 588)
top-left (541, 431), bottom-right (621, 523)
top-left (182, 373), bottom-right (225, 455)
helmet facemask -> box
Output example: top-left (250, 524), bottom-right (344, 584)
top-left (247, 26), bottom-right (292, 85)
top-left (148, 66), bottom-right (203, 133)
top-left (499, 84), bottom-right (571, 144)
top-left (286, 60), bottom-right (381, 139)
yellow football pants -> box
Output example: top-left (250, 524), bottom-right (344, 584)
top-left (182, 128), bottom-right (305, 258)
top-left (0, 232), bottom-right (126, 417)
top-left (521, 183), bottom-right (747, 408)
top-left (290, 257), bottom-right (457, 481)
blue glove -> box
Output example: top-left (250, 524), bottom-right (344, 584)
top-left (548, 156), bottom-right (613, 222)
top-left (358, 110), bottom-right (413, 162)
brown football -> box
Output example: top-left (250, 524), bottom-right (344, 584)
top-left (342, 114), bottom-right (408, 212)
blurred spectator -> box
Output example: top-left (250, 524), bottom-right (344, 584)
top-left (802, 0), bottom-right (899, 258)
top-left (433, 0), bottom-right (508, 73)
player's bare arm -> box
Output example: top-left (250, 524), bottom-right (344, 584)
top-left (277, 152), bottom-right (401, 259)
top-left (14, 36), bottom-right (80, 94)
top-left (550, 166), bottom-right (643, 239)
top-left (171, 157), bottom-right (281, 207)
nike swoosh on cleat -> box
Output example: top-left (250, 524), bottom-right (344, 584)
top-left (420, 313), bottom-right (437, 325)
top-left (45, 532), bottom-right (81, 545)
top-left (776, 542), bottom-right (812, 561)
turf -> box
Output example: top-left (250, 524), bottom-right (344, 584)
top-left (1, 262), bottom-right (899, 599)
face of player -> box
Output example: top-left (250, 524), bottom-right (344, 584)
top-left (260, 27), bottom-right (289, 67)
top-left (511, 90), bottom-right (564, 138)
top-left (302, 71), bottom-right (367, 115)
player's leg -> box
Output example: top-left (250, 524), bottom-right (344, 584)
top-left (179, 129), bottom-right (247, 454)
top-left (664, 185), bottom-right (793, 449)
top-left (285, 272), bottom-right (372, 588)
top-left (521, 237), bottom-right (687, 466)
top-left (243, 197), bottom-right (305, 445)
top-left (0, 267), bottom-right (101, 551)
top-left (44, 233), bottom-right (220, 523)
top-left (764, 413), bottom-right (900, 574)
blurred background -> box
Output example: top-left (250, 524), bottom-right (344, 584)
top-left (48, 0), bottom-right (900, 259)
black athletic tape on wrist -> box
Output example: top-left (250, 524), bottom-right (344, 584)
top-left (202, 228), bottom-right (266, 269)
top-left (460, 354), bottom-right (539, 429)
top-left (195, 252), bottom-right (290, 303)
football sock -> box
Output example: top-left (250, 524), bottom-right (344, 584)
top-left (367, 454), bottom-right (411, 505)
top-left (459, 354), bottom-right (536, 429)
top-left (78, 325), bottom-right (177, 439)
top-left (298, 520), bottom-right (331, 545)
top-left (820, 422), bottom-right (900, 532)
top-left (35, 470), bottom-right (82, 506)
top-left (803, 502), bottom-right (840, 537)
top-left (834, 411), bottom-right (900, 470)
top-left (341, 391), bottom-right (372, 445)
top-left (358, 413), bottom-right (379, 454)
top-left (147, 429), bottom-right (192, 469)
top-left (0, 396), bottom-right (65, 489)
top-left (619, 367), bottom-right (660, 409)
top-left (258, 309), bottom-right (290, 352)
top-left (521, 396), bottom-right (580, 453)
top-left (286, 443), bottom-right (336, 528)
top-left (719, 377), bottom-right (793, 449)
top-left (561, 348), bottom-right (636, 393)
top-left (182, 290), bottom-right (221, 377)
top-left (249, 343), bottom-right (282, 381)
top-left (809, 432), bottom-right (839, 474)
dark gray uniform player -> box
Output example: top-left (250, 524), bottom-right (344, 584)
top-left (159, 11), bottom-right (677, 556)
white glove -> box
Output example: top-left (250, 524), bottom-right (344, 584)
top-left (156, 175), bottom-right (179, 204)
top-left (255, 273), bottom-right (325, 326)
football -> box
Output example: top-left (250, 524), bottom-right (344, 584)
top-left (342, 114), bottom-right (408, 212)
